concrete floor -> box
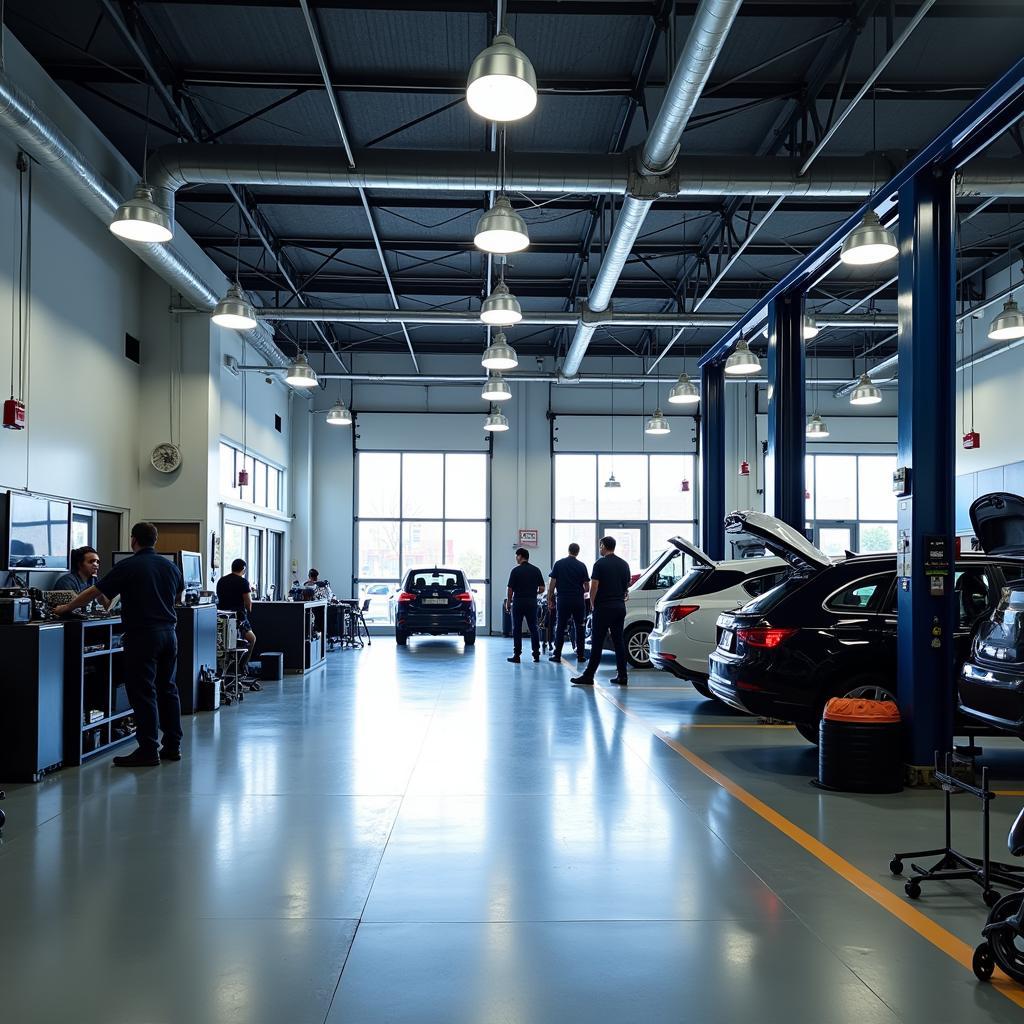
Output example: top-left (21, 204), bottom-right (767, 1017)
top-left (3, 636), bottom-right (1024, 1022)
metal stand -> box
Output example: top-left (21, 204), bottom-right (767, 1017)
top-left (889, 751), bottom-right (1024, 907)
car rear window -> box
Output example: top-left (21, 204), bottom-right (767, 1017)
top-left (741, 573), bottom-right (811, 614)
top-left (824, 573), bottom-right (893, 612)
top-left (406, 570), bottom-right (463, 590)
top-left (741, 569), bottom-right (789, 598)
top-left (666, 567), bottom-right (747, 599)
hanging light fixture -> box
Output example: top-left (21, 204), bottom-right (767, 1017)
top-left (285, 353), bottom-right (319, 388)
top-left (481, 332), bottom-right (518, 370)
top-left (483, 404), bottom-right (509, 432)
top-left (988, 298), bottom-right (1024, 341)
top-left (680, 477), bottom-right (691, 493)
top-left (481, 372), bottom-right (512, 402)
top-left (604, 471), bottom-right (621, 489)
top-left (667, 373), bottom-right (699, 405)
top-left (211, 283), bottom-right (258, 330)
top-left (466, 31), bottom-right (537, 122)
top-left (850, 371), bottom-right (882, 405)
top-left (806, 413), bottom-right (830, 439)
top-left (645, 407), bottom-right (670, 435)
top-left (474, 195), bottom-right (529, 254)
top-left (840, 211), bottom-right (898, 266)
top-left (738, 460), bottom-right (750, 477)
top-left (724, 339), bottom-right (760, 375)
top-left (110, 183), bottom-right (172, 243)
top-left (326, 402), bottom-right (352, 426)
top-left (803, 314), bottom-right (819, 340)
top-left (480, 280), bottom-right (522, 325)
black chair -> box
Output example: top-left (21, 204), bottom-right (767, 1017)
top-left (356, 598), bottom-right (372, 646)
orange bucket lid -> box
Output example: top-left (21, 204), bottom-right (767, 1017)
top-left (823, 697), bottom-right (901, 723)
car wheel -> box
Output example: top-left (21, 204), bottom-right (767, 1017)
top-left (624, 623), bottom-right (653, 668)
top-left (395, 631), bottom-right (407, 646)
top-left (690, 677), bottom-right (714, 700)
top-left (464, 631), bottom-right (476, 646)
top-left (843, 679), bottom-right (897, 703)
top-left (795, 721), bottom-right (820, 744)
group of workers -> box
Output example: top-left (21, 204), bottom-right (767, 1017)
top-left (505, 536), bottom-right (632, 686)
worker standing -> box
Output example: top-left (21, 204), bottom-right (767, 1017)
top-left (571, 535), bottom-right (631, 686)
top-left (505, 547), bottom-right (545, 664)
top-left (546, 542), bottom-right (589, 663)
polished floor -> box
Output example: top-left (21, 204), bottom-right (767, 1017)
top-left (3, 637), bottom-right (1024, 1022)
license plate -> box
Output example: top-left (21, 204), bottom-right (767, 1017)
top-left (423, 598), bottom-right (447, 605)
top-left (719, 629), bottom-right (734, 651)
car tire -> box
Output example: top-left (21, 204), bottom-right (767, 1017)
top-left (795, 721), bottom-right (820, 744)
top-left (796, 675), bottom-right (895, 745)
top-left (624, 622), bottom-right (653, 668)
top-left (464, 631), bottom-right (476, 646)
top-left (395, 631), bottom-right (408, 646)
top-left (690, 677), bottom-right (714, 700)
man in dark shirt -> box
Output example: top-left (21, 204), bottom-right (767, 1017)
top-left (547, 542), bottom-right (590, 663)
top-left (56, 522), bottom-right (185, 767)
top-left (571, 535), bottom-right (632, 686)
top-left (217, 557), bottom-right (257, 664)
top-left (506, 547), bottom-right (545, 663)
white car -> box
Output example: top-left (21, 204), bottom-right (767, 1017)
top-left (649, 550), bottom-right (789, 698)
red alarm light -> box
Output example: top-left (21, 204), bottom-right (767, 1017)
top-left (739, 460), bottom-right (750, 477)
top-left (237, 468), bottom-right (250, 486)
top-left (962, 431), bottom-right (981, 450)
top-left (680, 478), bottom-right (691, 492)
top-left (3, 398), bottom-right (26, 430)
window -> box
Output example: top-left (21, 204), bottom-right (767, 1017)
top-left (806, 454), bottom-right (897, 557)
top-left (742, 570), bottom-right (789, 598)
top-left (955, 569), bottom-right (992, 627)
top-left (219, 441), bottom-right (285, 514)
top-left (356, 452), bottom-right (489, 626)
top-left (825, 574), bottom-right (892, 612)
top-left (71, 508), bottom-right (96, 549)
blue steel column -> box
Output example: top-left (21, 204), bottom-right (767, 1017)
top-left (701, 362), bottom-right (726, 560)
top-left (896, 170), bottom-right (957, 768)
top-left (765, 296), bottom-right (806, 530)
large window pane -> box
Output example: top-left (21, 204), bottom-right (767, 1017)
top-left (650, 455), bottom-right (693, 520)
top-left (402, 521), bottom-right (443, 576)
top-left (805, 455), bottom-right (814, 521)
top-left (597, 455), bottom-right (648, 519)
top-left (554, 454), bottom-right (596, 519)
top-left (403, 453), bottom-right (444, 518)
top-left (240, 455), bottom-right (256, 505)
top-left (555, 522), bottom-right (594, 567)
top-left (267, 466), bottom-right (281, 512)
top-left (604, 527), bottom-right (644, 572)
top-left (814, 456), bottom-right (857, 520)
top-left (859, 522), bottom-right (897, 554)
top-left (358, 521), bottom-right (400, 579)
top-left (446, 454), bottom-right (487, 519)
top-left (445, 521), bottom-right (487, 579)
top-left (254, 460), bottom-right (267, 508)
top-left (223, 523), bottom-right (245, 578)
top-left (819, 526), bottom-right (853, 558)
top-left (649, 523), bottom-right (691, 557)
top-left (858, 456), bottom-right (897, 521)
top-left (220, 443), bottom-right (237, 497)
top-left (359, 453), bottom-right (401, 517)
top-left (358, 581), bottom-right (399, 624)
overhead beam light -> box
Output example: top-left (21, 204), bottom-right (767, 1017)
top-left (326, 402), bottom-right (353, 426)
top-left (109, 182), bottom-right (173, 243)
top-left (481, 372), bottom-right (512, 402)
top-left (211, 283), bottom-right (258, 330)
top-left (840, 211), bottom-right (898, 266)
top-left (667, 373), bottom-right (699, 405)
top-left (285, 354), bottom-right (319, 388)
top-left (474, 195), bottom-right (529, 254)
top-left (806, 413), bottom-right (830, 438)
top-left (849, 371), bottom-right (882, 405)
top-left (803, 314), bottom-right (819, 340)
top-left (466, 32), bottom-right (537, 122)
top-left (988, 298), bottom-right (1024, 341)
top-left (483, 404), bottom-right (510, 432)
top-left (724, 339), bottom-right (760, 375)
top-left (480, 281), bottom-right (522, 325)
top-left (644, 408), bottom-right (670, 435)
top-left (481, 332), bottom-right (518, 370)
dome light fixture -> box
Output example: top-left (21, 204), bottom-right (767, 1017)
top-left (211, 283), bottom-right (258, 330)
top-left (285, 354), bottom-right (319, 388)
top-left (109, 182), bottom-right (173, 243)
top-left (480, 281), bottom-right (523, 325)
top-left (326, 403), bottom-right (352, 426)
top-left (644, 407), bottom-right (671, 436)
top-left (481, 372), bottom-right (512, 402)
top-left (466, 32), bottom-right (538, 122)
top-left (840, 210), bottom-right (898, 266)
top-left (483, 404), bottom-right (510, 432)
top-left (474, 195), bottom-right (529, 254)
top-left (481, 332), bottom-right (518, 370)
top-left (806, 413), bottom-right (830, 439)
top-left (604, 471), bottom-right (621, 489)
top-left (987, 298), bottom-right (1024, 341)
top-left (850, 371), bottom-right (882, 406)
top-left (667, 372), bottom-right (700, 405)
top-left (803, 314), bottom-right (819, 340)
top-left (724, 339), bottom-right (760, 375)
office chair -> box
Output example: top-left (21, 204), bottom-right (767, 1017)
top-left (357, 598), bottom-right (372, 646)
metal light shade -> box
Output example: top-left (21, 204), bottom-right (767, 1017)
top-left (803, 314), bottom-right (819, 340)
top-left (474, 195), bottom-right (529, 254)
top-left (326, 403), bottom-right (352, 426)
top-left (667, 372), bottom-right (700, 405)
top-left (285, 354), bottom-right (319, 388)
top-left (840, 210), bottom-right (898, 266)
top-left (806, 413), bottom-right (830, 439)
top-left (481, 332), bottom-right (519, 370)
top-left (481, 373), bottom-right (512, 401)
top-left (604, 472), bottom-right (621, 489)
top-left (724, 339), bottom-right (760, 375)
top-left (483, 404), bottom-right (509, 432)
top-left (211, 283), bottom-right (258, 330)
top-left (849, 372), bottom-right (883, 405)
top-left (466, 32), bottom-right (538, 122)
top-left (109, 183), bottom-right (173, 243)
top-left (645, 408), bottom-right (671, 435)
top-left (480, 281), bottom-right (523, 325)
top-left (987, 298), bottom-right (1024, 341)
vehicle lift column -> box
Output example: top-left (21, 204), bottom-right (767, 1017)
top-left (765, 296), bottom-right (806, 531)
top-left (701, 361), bottom-right (726, 560)
top-left (896, 170), bottom-right (958, 779)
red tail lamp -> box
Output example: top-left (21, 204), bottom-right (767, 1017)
top-left (737, 626), bottom-right (798, 649)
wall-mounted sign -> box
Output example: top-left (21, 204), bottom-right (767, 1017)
top-left (518, 529), bottom-right (539, 548)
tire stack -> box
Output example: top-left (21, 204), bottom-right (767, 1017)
top-left (817, 697), bottom-right (903, 793)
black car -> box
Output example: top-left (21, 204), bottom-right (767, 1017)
top-left (394, 567), bottom-right (477, 646)
top-left (708, 510), bottom-right (1021, 743)
top-left (959, 493), bottom-right (1024, 736)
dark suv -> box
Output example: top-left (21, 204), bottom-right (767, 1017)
top-left (395, 567), bottom-right (477, 646)
top-left (708, 510), bottom-right (1021, 743)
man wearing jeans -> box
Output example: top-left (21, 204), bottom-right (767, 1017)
top-left (571, 536), bottom-right (631, 686)
top-left (505, 547), bottom-right (545, 664)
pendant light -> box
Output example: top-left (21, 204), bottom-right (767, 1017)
top-left (668, 372), bottom-right (700, 405)
top-left (645, 407), bottom-right (670, 436)
top-left (987, 298), bottom-right (1024, 341)
top-left (481, 331), bottom-right (518, 370)
top-left (110, 183), bottom-right (173, 243)
top-left (604, 471), bottom-right (621, 489)
top-left (803, 313), bottom-right (819, 340)
top-left (483, 404), bottom-right (509, 432)
top-left (466, 31), bottom-right (537, 122)
top-left (475, 195), bottom-right (529, 254)
top-left (285, 353), bottom-right (319, 388)
top-left (212, 283), bottom-right (258, 331)
top-left (850, 371), bottom-right (882, 405)
top-left (724, 339), bottom-right (760, 375)
top-left (840, 211), bottom-right (898, 266)
top-left (326, 402), bottom-right (352, 426)
top-left (480, 280), bottom-right (522, 325)
top-left (806, 413), bottom-right (830, 439)
top-left (481, 372), bottom-right (512, 402)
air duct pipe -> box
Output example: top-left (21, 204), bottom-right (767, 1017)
top-left (561, 0), bottom-right (743, 377)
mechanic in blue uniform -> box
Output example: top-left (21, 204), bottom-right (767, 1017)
top-left (571, 535), bottom-right (631, 687)
top-left (55, 522), bottom-right (185, 767)
top-left (546, 542), bottom-right (590, 663)
top-left (505, 547), bottom-right (545, 663)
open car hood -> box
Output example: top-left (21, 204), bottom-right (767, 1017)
top-left (724, 510), bottom-right (831, 572)
top-left (970, 492), bottom-right (1024, 557)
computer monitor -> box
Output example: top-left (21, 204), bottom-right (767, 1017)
top-left (180, 551), bottom-right (203, 591)
top-left (6, 492), bottom-right (71, 571)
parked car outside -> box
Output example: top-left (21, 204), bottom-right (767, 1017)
top-left (708, 510), bottom-right (1022, 742)
top-left (649, 553), bottom-right (789, 698)
top-left (394, 567), bottom-right (477, 646)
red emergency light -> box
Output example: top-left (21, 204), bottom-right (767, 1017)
top-left (962, 431), bottom-right (981, 450)
top-left (3, 398), bottom-right (26, 430)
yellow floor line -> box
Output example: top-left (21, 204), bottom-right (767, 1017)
top-left (596, 685), bottom-right (1024, 1006)
top-left (993, 790), bottom-right (1024, 797)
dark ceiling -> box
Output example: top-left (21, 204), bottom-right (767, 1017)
top-left (5, 0), bottom-right (1024, 368)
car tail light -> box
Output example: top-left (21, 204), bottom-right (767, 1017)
top-left (454, 592), bottom-right (473, 602)
top-left (736, 626), bottom-right (798, 649)
top-left (665, 604), bottom-right (700, 624)
top-left (398, 591), bottom-right (415, 603)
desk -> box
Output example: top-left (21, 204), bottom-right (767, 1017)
top-left (249, 601), bottom-right (327, 673)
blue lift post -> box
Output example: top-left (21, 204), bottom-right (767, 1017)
top-left (765, 296), bottom-right (806, 531)
top-left (701, 361), bottom-right (726, 560)
top-left (896, 170), bottom-right (958, 771)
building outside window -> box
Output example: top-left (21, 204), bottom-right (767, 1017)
top-left (219, 441), bottom-right (283, 512)
top-left (805, 454), bottom-right (897, 557)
